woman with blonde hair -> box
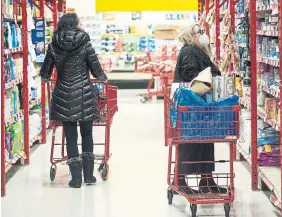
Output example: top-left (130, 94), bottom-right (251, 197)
top-left (173, 23), bottom-right (224, 194)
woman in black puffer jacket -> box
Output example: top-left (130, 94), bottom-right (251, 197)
top-left (40, 13), bottom-right (107, 188)
top-left (173, 23), bottom-right (226, 195)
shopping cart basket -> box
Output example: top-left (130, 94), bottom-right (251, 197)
top-left (49, 80), bottom-right (118, 181)
top-left (164, 86), bottom-right (240, 217)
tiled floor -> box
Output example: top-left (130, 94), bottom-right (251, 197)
top-left (1, 90), bottom-right (280, 217)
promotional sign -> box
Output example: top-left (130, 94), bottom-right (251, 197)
top-left (96, 0), bottom-right (198, 12)
top-left (32, 17), bottom-right (45, 63)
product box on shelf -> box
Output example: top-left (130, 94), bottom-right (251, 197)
top-left (154, 25), bottom-right (180, 40)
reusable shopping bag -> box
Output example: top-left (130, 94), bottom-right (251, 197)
top-left (170, 86), bottom-right (239, 140)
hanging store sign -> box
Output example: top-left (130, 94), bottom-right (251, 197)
top-left (96, 0), bottom-right (198, 12)
top-left (32, 17), bottom-right (45, 63)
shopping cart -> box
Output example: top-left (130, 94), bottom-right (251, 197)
top-left (164, 86), bottom-right (240, 217)
top-left (49, 80), bottom-right (118, 181)
top-left (135, 53), bottom-right (175, 103)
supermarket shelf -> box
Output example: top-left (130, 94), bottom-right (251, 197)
top-left (101, 33), bottom-right (153, 37)
top-left (237, 142), bottom-right (281, 209)
top-left (257, 107), bottom-right (280, 131)
top-left (5, 76), bottom-right (23, 89)
top-left (257, 56), bottom-right (280, 67)
top-left (239, 97), bottom-right (251, 109)
top-left (30, 134), bottom-right (42, 147)
top-left (4, 110), bottom-right (23, 127)
top-left (256, 5), bottom-right (273, 12)
top-left (29, 98), bottom-right (41, 109)
top-left (236, 142), bottom-right (251, 164)
top-left (3, 15), bottom-right (22, 22)
top-left (257, 82), bottom-right (280, 98)
top-left (239, 99), bottom-right (280, 131)
top-left (4, 47), bottom-right (23, 54)
top-left (5, 151), bottom-right (25, 173)
top-left (257, 30), bottom-right (279, 37)
top-left (100, 51), bottom-right (146, 55)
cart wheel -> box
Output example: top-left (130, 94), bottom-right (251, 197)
top-left (167, 189), bottom-right (173, 204)
top-left (50, 166), bottom-right (56, 181)
top-left (101, 165), bottom-right (108, 181)
top-left (190, 204), bottom-right (197, 217)
top-left (224, 204), bottom-right (231, 217)
top-left (98, 162), bottom-right (104, 172)
top-left (140, 96), bottom-right (148, 103)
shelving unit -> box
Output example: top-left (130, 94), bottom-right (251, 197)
top-left (235, 0), bottom-right (282, 210)
top-left (1, 0), bottom-right (28, 197)
top-left (199, 0), bottom-right (282, 212)
top-left (1, 0), bottom-right (66, 197)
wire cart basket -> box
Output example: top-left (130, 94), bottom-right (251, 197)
top-left (164, 86), bottom-right (240, 217)
top-left (49, 79), bottom-right (118, 181)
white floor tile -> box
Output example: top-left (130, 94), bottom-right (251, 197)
top-left (1, 90), bottom-right (279, 217)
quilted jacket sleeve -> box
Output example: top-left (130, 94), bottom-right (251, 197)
top-left (40, 44), bottom-right (55, 82)
top-left (86, 42), bottom-right (107, 81)
top-left (178, 47), bottom-right (200, 82)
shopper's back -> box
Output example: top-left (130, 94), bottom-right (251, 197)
top-left (40, 13), bottom-right (107, 188)
top-left (40, 15), bottom-right (107, 122)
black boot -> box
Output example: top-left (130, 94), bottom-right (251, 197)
top-left (199, 176), bottom-right (227, 194)
top-left (81, 152), bottom-right (96, 184)
top-left (67, 157), bottom-right (82, 188)
top-left (172, 175), bottom-right (198, 195)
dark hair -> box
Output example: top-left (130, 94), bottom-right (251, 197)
top-left (57, 13), bottom-right (79, 31)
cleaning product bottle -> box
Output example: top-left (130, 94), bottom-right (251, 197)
top-left (11, 24), bottom-right (18, 48)
top-left (8, 56), bottom-right (16, 80)
top-left (16, 25), bottom-right (22, 47)
top-left (12, 88), bottom-right (18, 114)
top-left (6, 23), bottom-right (13, 49)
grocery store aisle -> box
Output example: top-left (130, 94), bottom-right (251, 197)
top-left (1, 90), bottom-right (279, 217)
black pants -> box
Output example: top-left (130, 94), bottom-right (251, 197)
top-left (178, 143), bottom-right (215, 175)
top-left (63, 121), bottom-right (93, 159)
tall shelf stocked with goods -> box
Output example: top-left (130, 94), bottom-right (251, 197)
top-left (199, 0), bottom-right (282, 211)
top-left (235, 0), bottom-right (282, 209)
top-left (1, 0), bottom-right (65, 197)
top-left (2, 0), bottom-right (30, 197)
top-left (80, 12), bottom-right (197, 75)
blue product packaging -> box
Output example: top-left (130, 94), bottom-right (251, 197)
top-left (12, 90), bottom-right (18, 114)
top-left (10, 24), bottom-right (19, 48)
top-left (8, 57), bottom-right (16, 80)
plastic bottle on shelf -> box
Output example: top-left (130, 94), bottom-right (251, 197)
top-left (11, 24), bottom-right (19, 48)
top-left (8, 56), bottom-right (16, 80)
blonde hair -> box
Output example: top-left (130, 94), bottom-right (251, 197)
top-left (179, 23), bottom-right (211, 56)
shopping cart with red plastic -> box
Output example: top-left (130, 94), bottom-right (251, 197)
top-left (164, 86), bottom-right (240, 217)
top-left (135, 52), bottom-right (175, 103)
top-left (49, 80), bottom-right (118, 181)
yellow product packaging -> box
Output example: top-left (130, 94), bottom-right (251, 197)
top-left (235, 77), bottom-right (242, 97)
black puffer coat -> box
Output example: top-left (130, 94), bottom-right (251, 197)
top-left (174, 44), bottom-right (221, 82)
top-left (40, 29), bottom-right (107, 122)
top-left (174, 44), bottom-right (221, 174)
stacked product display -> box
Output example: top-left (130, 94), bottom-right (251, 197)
top-left (1, 0), bottom-right (65, 197)
top-left (3, 1), bottom-right (25, 165)
top-left (80, 12), bottom-right (197, 71)
top-left (199, 0), bottom-right (282, 210)
top-left (232, 0), bottom-right (281, 209)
